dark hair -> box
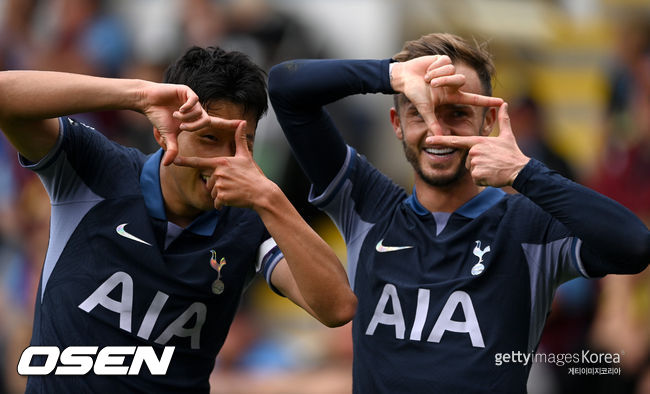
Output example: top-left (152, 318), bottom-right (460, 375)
top-left (392, 33), bottom-right (495, 109)
top-left (163, 46), bottom-right (268, 122)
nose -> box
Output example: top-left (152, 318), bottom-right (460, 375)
top-left (427, 116), bottom-right (447, 136)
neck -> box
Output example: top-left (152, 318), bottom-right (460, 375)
top-left (413, 173), bottom-right (483, 213)
top-left (159, 164), bottom-right (200, 228)
top-left (164, 210), bottom-right (197, 229)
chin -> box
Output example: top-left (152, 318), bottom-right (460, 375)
top-left (201, 200), bottom-right (216, 211)
top-left (420, 167), bottom-right (467, 187)
top-left (192, 196), bottom-right (215, 212)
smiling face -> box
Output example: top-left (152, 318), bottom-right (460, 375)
top-left (391, 63), bottom-right (496, 188)
top-left (159, 100), bottom-right (257, 224)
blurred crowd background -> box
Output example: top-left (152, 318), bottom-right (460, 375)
top-left (0, 0), bottom-right (648, 393)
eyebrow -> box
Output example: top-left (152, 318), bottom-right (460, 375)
top-left (439, 103), bottom-right (471, 110)
top-left (404, 101), bottom-right (473, 112)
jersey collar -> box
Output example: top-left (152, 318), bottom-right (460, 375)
top-left (406, 186), bottom-right (506, 218)
top-left (140, 149), bottom-right (220, 236)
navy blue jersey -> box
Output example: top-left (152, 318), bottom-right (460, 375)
top-left (312, 147), bottom-right (580, 393)
top-left (269, 58), bottom-right (650, 394)
top-left (21, 117), bottom-right (283, 393)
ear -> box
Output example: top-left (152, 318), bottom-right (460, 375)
top-left (481, 107), bottom-right (498, 137)
top-left (390, 107), bottom-right (403, 140)
top-left (153, 127), bottom-right (165, 149)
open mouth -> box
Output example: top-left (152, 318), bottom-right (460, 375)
top-left (424, 147), bottom-right (456, 156)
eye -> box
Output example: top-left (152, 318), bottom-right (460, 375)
top-left (407, 109), bottom-right (424, 121)
top-left (202, 134), bottom-right (218, 142)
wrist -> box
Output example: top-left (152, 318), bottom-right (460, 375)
top-left (252, 180), bottom-right (284, 214)
top-left (509, 158), bottom-right (531, 186)
top-left (389, 62), bottom-right (404, 92)
top-left (131, 79), bottom-right (156, 113)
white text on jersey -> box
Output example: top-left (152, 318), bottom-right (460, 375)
top-left (78, 271), bottom-right (206, 349)
top-left (365, 284), bottom-right (485, 348)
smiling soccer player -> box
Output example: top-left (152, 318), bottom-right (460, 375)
top-left (268, 33), bottom-right (650, 393)
top-left (0, 46), bottom-right (356, 393)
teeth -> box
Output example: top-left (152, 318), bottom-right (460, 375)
top-left (425, 147), bottom-right (454, 155)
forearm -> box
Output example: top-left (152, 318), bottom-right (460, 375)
top-left (0, 70), bottom-right (148, 121)
top-left (269, 59), bottom-right (394, 110)
top-left (254, 184), bottom-right (357, 326)
top-left (513, 159), bottom-right (650, 276)
top-left (269, 59), bottom-right (393, 193)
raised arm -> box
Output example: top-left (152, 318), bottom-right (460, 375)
top-left (512, 159), bottom-right (650, 276)
top-left (174, 122), bottom-right (357, 327)
top-left (428, 103), bottom-right (650, 277)
top-left (0, 70), bottom-right (209, 165)
top-left (268, 59), bottom-right (395, 194)
top-left (268, 57), bottom-right (502, 194)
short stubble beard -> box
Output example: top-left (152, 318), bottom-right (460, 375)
top-left (402, 139), bottom-right (469, 187)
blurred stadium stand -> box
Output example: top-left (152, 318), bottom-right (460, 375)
top-left (0, 1), bottom-right (648, 393)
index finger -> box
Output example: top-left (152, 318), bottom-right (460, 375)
top-left (233, 121), bottom-right (251, 158)
top-left (457, 92), bottom-right (504, 108)
top-left (179, 90), bottom-right (200, 113)
top-left (161, 133), bottom-right (178, 166)
top-left (211, 117), bottom-right (243, 131)
top-left (173, 155), bottom-right (219, 170)
top-left (425, 135), bottom-right (485, 149)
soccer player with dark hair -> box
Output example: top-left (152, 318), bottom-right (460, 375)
top-left (267, 33), bottom-right (650, 393)
top-left (0, 46), bottom-right (356, 393)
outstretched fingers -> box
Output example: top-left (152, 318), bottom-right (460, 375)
top-left (425, 135), bottom-right (485, 149)
top-left (458, 92), bottom-right (504, 108)
top-left (430, 74), bottom-right (466, 89)
top-left (497, 102), bottom-right (513, 138)
top-left (424, 103), bottom-right (510, 148)
top-left (425, 64), bottom-right (456, 81)
top-left (161, 134), bottom-right (179, 166)
top-left (178, 92), bottom-right (199, 112)
top-left (424, 55), bottom-right (452, 78)
top-left (172, 121), bottom-right (248, 169)
top-left (212, 117), bottom-right (243, 130)
top-left (173, 155), bottom-right (219, 170)
top-left (233, 121), bottom-right (251, 157)
top-left (174, 104), bottom-right (209, 130)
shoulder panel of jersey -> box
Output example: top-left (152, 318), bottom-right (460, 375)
top-left (21, 117), bottom-right (146, 200)
top-left (308, 145), bottom-right (407, 289)
top-left (19, 117), bottom-right (147, 301)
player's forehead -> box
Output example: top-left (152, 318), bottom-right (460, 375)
top-left (403, 100), bottom-right (472, 114)
top-left (453, 62), bottom-right (483, 95)
top-left (205, 99), bottom-right (258, 130)
top-left (205, 100), bottom-right (244, 119)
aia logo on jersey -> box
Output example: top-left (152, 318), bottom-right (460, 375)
top-left (365, 285), bottom-right (485, 348)
top-left (78, 271), bottom-right (206, 350)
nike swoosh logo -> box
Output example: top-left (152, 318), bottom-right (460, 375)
top-left (376, 239), bottom-right (414, 253)
top-left (116, 223), bottom-right (151, 246)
